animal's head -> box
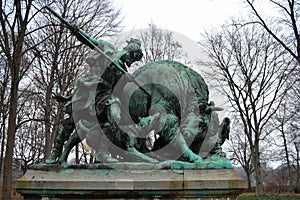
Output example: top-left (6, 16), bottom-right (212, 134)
top-left (197, 101), bottom-right (223, 129)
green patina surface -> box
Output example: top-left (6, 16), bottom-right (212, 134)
top-left (41, 4), bottom-right (233, 172)
top-left (29, 158), bottom-right (232, 171)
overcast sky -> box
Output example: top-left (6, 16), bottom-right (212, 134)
top-left (109, 0), bottom-right (251, 113)
top-left (113, 0), bottom-right (247, 41)
top-left (110, 0), bottom-right (274, 112)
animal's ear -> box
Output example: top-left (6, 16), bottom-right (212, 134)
top-left (224, 117), bottom-right (231, 125)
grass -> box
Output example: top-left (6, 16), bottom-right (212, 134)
top-left (238, 193), bottom-right (300, 200)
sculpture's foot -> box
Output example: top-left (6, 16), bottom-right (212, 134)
top-left (58, 157), bottom-right (68, 165)
top-left (45, 150), bottom-right (59, 164)
top-left (201, 156), bottom-right (233, 169)
top-left (59, 161), bottom-right (69, 168)
top-left (183, 149), bottom-right (203, 163)
top-left (127, 147), bottom-right (159, 163)
top-left (97, 153), bottom-right (119, 163)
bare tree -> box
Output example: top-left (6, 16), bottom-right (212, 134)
top-left (269, 51), bottom-right (300, 190)
top-left (286, 73), bottom-right (300, 190)
top-left (225, 116), bottom-right (254, 191)
top-left (246, 0), bottom-right (300, 64)
top-left (271, 100), bottom-right (295, 188)
top-left (137, 22), bottom-right (187, 66)
top-left (14, 89), bottom-right (45, 172)
top-left (0, 0), bottom-right (43, 198)
top-left (201, 21), bottom-right (291, 196)
top-left (245, 2), bottom-right (300, 190)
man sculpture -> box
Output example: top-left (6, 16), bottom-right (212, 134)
top-left (45, 37), bottom-right (143, 164)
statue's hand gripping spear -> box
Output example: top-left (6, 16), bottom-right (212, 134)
top-left (44, 5), bottom-right (151, 97)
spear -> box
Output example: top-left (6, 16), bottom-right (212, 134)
top-left (44, 5), bottom-right (151, 97)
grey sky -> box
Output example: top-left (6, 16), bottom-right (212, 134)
top-left (113, 0), bottom-right (245, 40)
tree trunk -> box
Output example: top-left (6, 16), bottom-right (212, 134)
top-left (282, 128), bottom-right (292, 187)
top-left (296, 148), bottom-right (300, 192)
top-left (253, 143), bottom-right (265, 196)
top-left (44, 85), bottom-right (54, 158)
top-left (44, 58), bottom-right (58, 158)
top-left (76, 144), bottom-right (79, 164)
top-left (51, 104), bottom-right (64, 145)
top-left (246, 171), bottom-right (252, 192)
top-left (0, 72), bottom-right (7, 177)
top-left (44, 20), bottom-right (64, 158)
top-left (2, 72), bottom-right (19, 200)
top-left (2, 5), bottom-right (27, 196)
top-left (0, 115), bottom-right (6, 178)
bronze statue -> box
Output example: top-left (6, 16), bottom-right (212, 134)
top-left (44, 5), bottom-right (231, 168)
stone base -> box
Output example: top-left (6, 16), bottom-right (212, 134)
top-left (14, 164), bottom-right (246, 199)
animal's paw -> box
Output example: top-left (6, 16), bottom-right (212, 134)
top-left (147, 158), bottom-right (159, 164)
top-left (45, 149), bottom-right (59, 164)
top-left (183, 149), bottom-right (203, 163)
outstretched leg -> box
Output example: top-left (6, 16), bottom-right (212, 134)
top-left (161, 114), bottom-right (203, 163)
top-left (45, 116), bottom-right (75, 164)
top-left (176, 133), bottom-right (202, 163)
top-left (58, 131), bottom-right (82, 164)
top-left (85, 125), bottom-right (119, 163)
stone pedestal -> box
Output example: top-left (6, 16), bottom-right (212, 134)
top-left (14, 163), bottom-right (246, 199)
